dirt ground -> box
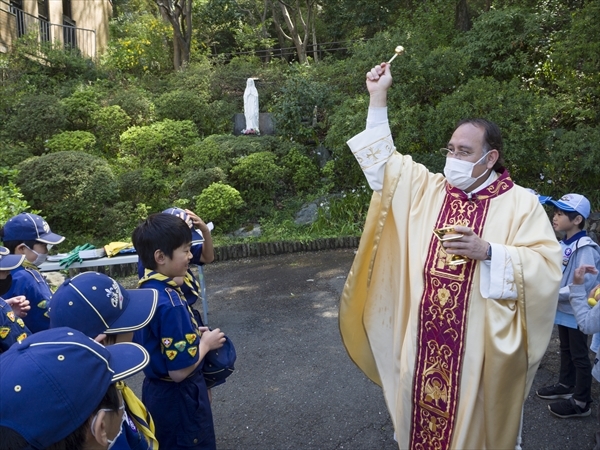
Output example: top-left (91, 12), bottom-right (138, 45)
top-left (119, 248), bottom-right (598, 449)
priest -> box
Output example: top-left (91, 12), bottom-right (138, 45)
top-left (339, 62), bottom-right (562, 449)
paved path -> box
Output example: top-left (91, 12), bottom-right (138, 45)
top-left (128, 249), bottom-right (598, 449)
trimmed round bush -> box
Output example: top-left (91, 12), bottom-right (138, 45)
top-left (46, 131), bottom-right (97, 153)
top-left (194, 182), bottom-right (245, 232)
top-left (229, 151), bottom-right (284, 207)
top-left (16, 151), bottom-right (118, 239)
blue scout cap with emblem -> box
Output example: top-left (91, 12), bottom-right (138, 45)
top-left (49, 272), bottom-right (158, 338)
top-left (162, 207), bottom-right (204, 245)
top-left (2, 213), bottom-right (65, 245)
top-left (0, 327), bottom-right (149, 449)
top-left (548, 193), bottom-right (591, 219)
top-left (0, 245), bottom-right (25, 270)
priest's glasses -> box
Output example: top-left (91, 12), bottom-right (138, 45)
top-left (433, 226), bottom-right (469, 266)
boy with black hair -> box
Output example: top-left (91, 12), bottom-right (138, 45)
top-left (132, 213), bottom-right (225, 449)
top-left (0, 212), bottom-right (65, 332)
top-left (537, 193), bottom-right (600, 418)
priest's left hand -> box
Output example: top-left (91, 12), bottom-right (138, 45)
top-left (442, 225), bottom-right (489, 261)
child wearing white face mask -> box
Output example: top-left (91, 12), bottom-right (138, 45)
top-left (0, 213), bottom-right (65, 333)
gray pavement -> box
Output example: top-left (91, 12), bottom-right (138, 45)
top-left (127, 248), bottom-right (598, 449)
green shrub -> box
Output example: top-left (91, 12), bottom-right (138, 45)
top-left (61, 89), bottom-right (101, 131)
top-left (91, 105), bottom-right (131, 158)
top-left (155, 90), bottom-right (208, 132)
top-left (179, 167), bottom-right (227, 200)
top-left (107, 88), bottom-right (156, 126)
top-left (539, 125), bottom-right (600, 206)
top-left (46, 131), bottom-right (97, 154)
top-left (119, 119), bottom-right (199, 168)
top-left (271, 67), bottom-right (334, 144)
top-left (282, 148), bottom-right (320, 194)
top-left (15, 151), bottom-right (118, 240)
top-left (229, 152), bottom-right (284, 206)
top-left (0, 142), bottom-right (33, 168)
top-left (117, 168), bottom-right (171, 211)
top-left (4, 94), bottom-right (66, 154)
top-left (194, 182), bottom-right (245, 232)
top-left (0, 168), bottom-right (38, 225)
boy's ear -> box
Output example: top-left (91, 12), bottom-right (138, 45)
top-left (154, 249), bottom-right (166, 266)
top-left (573, 215), bottom-right (583, 226)
top-left (14, 244), bottom-right (27, 255)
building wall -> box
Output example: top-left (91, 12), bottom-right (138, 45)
top-left (0, 2), bottom-right (16, 53)
top-left (0, 0), bottom-right (112, 58)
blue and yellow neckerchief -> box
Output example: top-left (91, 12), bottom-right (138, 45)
top-left (139, 269), bottom-right (199, 329)
top-left (116, 381), bottom-right (159, 449)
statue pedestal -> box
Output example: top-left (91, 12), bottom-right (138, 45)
top-left (233, 113), bottom-right (275, 136)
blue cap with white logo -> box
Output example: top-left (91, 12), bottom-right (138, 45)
top-left (49, 272), bottom-right (158, 338)
top-left (0, 327), bottom-right (149, 449)
top-left (2, 213), bottom-right (65, 245)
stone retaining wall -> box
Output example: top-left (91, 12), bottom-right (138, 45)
top-left (88, 236), bottom-right (361, 278)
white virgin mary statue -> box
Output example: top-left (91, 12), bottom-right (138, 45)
top-left (243, 78), bottom-right (260, 134)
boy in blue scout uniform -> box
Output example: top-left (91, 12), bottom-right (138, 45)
top-left (0, 212), bottom-right (65, 333)
top-left (0, 327), bottom-right (150, 449)
top-left (132, 213), bottom-right (225, 449)
top-left (137, 208), bottom-right (214, 314)
top-left (49, 271), bottom-right (159, 450)
top-left (0, 246), bottom-right (30, 352)
top-left (536, 193), bottom-right (600, 418)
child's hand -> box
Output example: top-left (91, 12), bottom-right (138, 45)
top-left (185, 209), bottom-right (210, 234)
top-left (5, 296), bottom-right (30, 318)
top-left (199, 326), bottom-right (226, 352)
top-left (573, 264), bottom-right (598, 285)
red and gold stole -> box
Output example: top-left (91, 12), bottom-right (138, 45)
top-left (409, 170), bottom-right (513, 450)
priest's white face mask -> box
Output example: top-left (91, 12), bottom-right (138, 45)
top-left (443, 152), bottom-right (489, 191)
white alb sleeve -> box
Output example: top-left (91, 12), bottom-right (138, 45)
top-left (347, 108), bottom-right (393, 192)
top-left (479, 243), bottom-right (518, 300)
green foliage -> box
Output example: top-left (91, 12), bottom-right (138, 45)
top-left (107, 87), bottom-right (156, 126)
top-left (538, 126), bottom-right (600, 206)
top-left (46, 131), bottom-right (97, 154)
top-left (458, 7), bottom-right (550, 81)
top-left (4, 94), bottom-right (66, 154)
top-left (0, 168), bottom-right (38, 225)
top-left (194, 182), bottom-right (245, 232)
top-left (117, 168), bottom-right (171, 211)
top-left (282, 148), bottom-right (320, 194)
top-left (323, 96), bottom-right (369, 190)
top-left (309, 187), bottom-right (371, 237)
top-left (0, 142), bottom-right (33, 168)
top-left (103, 13), bottom-right (172, 75)
top-left (119, 119), bottom-right (199, 168)
top-left (179, 167), bottom-right (227, 200)
top-left (91, 105), bottom-right (132, 157)
top-left (271, 66), bottom-right (334, 144)
top-left (229, 151), bottom-right (284, 207)
top-left (61, 89), bottom-right (101, 130)
top-left (15, 152), bottom-right (119, 241)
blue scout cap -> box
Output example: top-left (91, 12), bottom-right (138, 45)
top-left (0, 245), bottom-right (25, 270)
top-left (49, 272), bottom-right (158, 338)
top-left (548, 193), bottom-right (591, 219)
top-left (162, 207), bottom-right (204, 244)
top-left (2, 213), bottom-right (65, 245)
top-left (0, 327), bottom-right (149, 449)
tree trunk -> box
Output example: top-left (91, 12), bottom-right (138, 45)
top-left (156, 0), bottom-right (192, 70)
top-left (455, 0), bottom-right (471, 32)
